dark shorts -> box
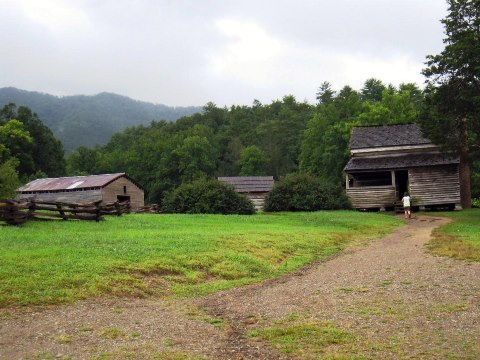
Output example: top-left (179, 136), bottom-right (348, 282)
top-left (404, 206), bottom-right (411, 210)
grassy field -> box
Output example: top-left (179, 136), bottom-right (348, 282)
top-left (0, 211), bottom-right (402, 307)
top-left (428, 208), bottom-right (480, 261)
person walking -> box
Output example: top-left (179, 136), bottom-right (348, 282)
top-left (401, 192), bottom-right (411, 219)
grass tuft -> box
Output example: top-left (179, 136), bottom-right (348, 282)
top-left (97, 327), bottom-right (126, 340)
top-left (248, 320), bottom-right (357, 356)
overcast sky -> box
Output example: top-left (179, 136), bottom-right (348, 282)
top-left (1, 0), bottom-right (448, 107)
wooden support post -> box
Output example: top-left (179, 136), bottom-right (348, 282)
top-left (95, 203), bottom-right (101, 222)
top-left (114, 201), bottom-right (121, 216)
top-left (28, 200), bottom-right (35, 221)
top-left (56, 203), bottom-right (67, 220)
top-left (391, 171), bottom-right (397, 199)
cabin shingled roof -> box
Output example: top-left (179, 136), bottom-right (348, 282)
top-left (17, 173), bottom-right (143, 192)
top-left (344, 153), bottom-right (460, 171)
top-left (349, 123), bottom-right (432, 150)
top-left (218, 176), bottom-right (274, 193)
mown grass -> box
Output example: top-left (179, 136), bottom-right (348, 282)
top-left (0, 211), bottom-right (401, 307)
top-left (427, 209), bottom-right (480, 261)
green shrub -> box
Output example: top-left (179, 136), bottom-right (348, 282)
top-left (163, 179), bottom-right (256, 214)
top-left (472, 198), bottom-right (480, 208)
top-left (264, 173), bottom-right (351, 212)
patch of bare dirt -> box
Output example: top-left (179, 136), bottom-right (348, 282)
top-left (1, 216), bottom-right (479, 359)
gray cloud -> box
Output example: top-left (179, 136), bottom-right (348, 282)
top-left (0, 0), bottom-right (447, 106)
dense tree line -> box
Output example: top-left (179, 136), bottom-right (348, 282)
top-left (65, 82), bottom-right (433, 204)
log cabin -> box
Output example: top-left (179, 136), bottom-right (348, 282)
top-left (218, 176), bottom-right (274, 211)
top-left (17, 173), bottom-right (144, 209)
top-left (344, 124), bottom-right (461, 210)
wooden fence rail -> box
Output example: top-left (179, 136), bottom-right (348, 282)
top-left (0, 199), bottom-right (131, 225)
top-left (135, 204), bottom-right (161, 214)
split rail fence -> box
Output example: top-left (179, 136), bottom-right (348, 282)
top-left (0, 199), bottom-right (131, 225)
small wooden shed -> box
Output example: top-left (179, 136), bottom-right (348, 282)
top-left (218, 176), bottom-right (275, 211)
top-left (17, 173), bottom-right (144, 209)
top-left (344, 124), bottom-right (461, 210)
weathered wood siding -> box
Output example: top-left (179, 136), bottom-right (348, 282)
top-left (346, 186), bottom-right (396, 209)
top-left (409, 165), bottom-right (460, 206)
top-left (101, 177), bottom-right (144, 209)
top-left (18, 189), bottom-right (102, 203)
top-left (244, 192), bottom-right (268, 211)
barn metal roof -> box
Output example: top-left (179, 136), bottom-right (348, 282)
top-left (349, 124), bottom-right (432, 150)
top-left (17, 173), bottom-right (135, 192)
top-left (218, 176), bottom-right (275, 193)
top-left (344, 153), bottom-right (459, 172)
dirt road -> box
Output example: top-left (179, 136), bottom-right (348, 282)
top-left (1, 216), bottom-right (479, 359)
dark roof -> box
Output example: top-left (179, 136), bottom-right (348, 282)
top-left (218, 176), bottom-right (274, 193)
top-left (350, 124), bottom-right (432, 150)
top-left (17, 173), bottom-right (143, 192)
top-left (344, 153), bottom-right (459, 172)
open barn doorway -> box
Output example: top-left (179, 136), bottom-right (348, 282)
top-left (117, 195), bottom-right (130, 203)
top-left (395, 170), bottom-right (409, 200)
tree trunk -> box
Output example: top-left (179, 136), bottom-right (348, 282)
top-left (459, 155), bottom-right (471, 209)
top-left (458, 116), bottom-right (471, 209)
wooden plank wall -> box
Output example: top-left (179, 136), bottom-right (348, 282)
top-left (409, 165), bottom-right (460, 206)
top-left (245, 192), bottom-right (268, 211)
top-left (346, 186), bottom-right (396, 209)
top-left (101, 177), bottom-right (144, 209)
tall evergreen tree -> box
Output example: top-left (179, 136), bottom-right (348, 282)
top-left (316, 81), bottom-right (336, 105)
top-left (422, 0), bottom-right (480, 208)
top-left (361, 78), bottom-right (386, 102)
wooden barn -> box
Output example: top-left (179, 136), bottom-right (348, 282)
top-left (344, 124), bottom-right (461, 210)
top-left (17, 173), bottom-right (144, 209)
top-left (218, 176), bottom-right (275, 211)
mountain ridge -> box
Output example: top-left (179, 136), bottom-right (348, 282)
top-left (0, 87), bottom-right (203, 153)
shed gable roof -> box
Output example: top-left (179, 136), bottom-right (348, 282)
top-left (349, 124), bottom-right (431, 150)
top-left (17, 173), bottom-right (142, 192)
top-left (218, 176), bottom-right (274, 193)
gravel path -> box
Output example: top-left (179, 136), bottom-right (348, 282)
top-left (1, 216), bottom-right (479, 359)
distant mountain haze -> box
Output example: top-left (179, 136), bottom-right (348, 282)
top-left (0, 87), bottom-right (202, 153)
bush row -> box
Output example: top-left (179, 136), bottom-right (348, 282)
top-left (162, 174), bottom-right (351, 214)
top-left (264, 173), bottom-right (351, 212)
top-left (162, 179), bottom-right (256, 215)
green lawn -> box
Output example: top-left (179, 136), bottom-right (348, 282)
top-left (428, 208), bottom-right (480, 261)
top-left (0, 211), bottom-right (402, 307)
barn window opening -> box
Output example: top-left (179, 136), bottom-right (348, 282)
top-left (117, 195), bottom-right (130, 203)
top-left (123, 186), bottom-right (127, 194)
top-left (349, 171), bottom-right (392, 187)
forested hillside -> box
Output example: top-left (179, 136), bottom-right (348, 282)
top-left (67, 79), bottom-right (441, 204)
top-left (0, 87), bottom-right (202, 152)
top-left (0, 104), bottom-right (66, 197)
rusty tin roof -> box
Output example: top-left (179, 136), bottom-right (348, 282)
top-left (17, 173), bottom-right (138, 192)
